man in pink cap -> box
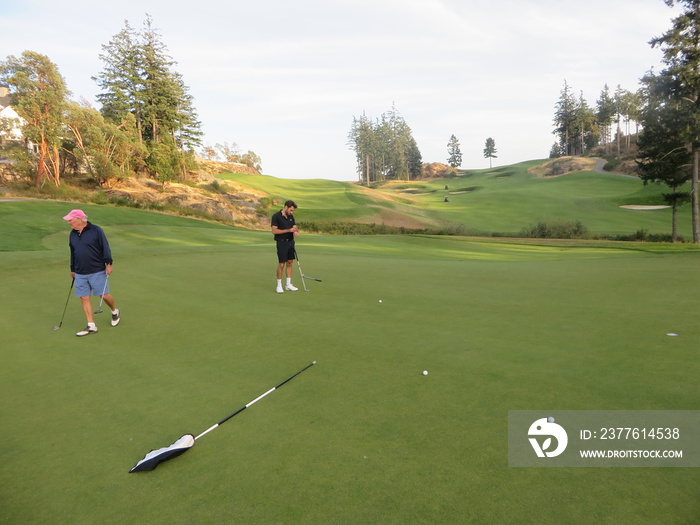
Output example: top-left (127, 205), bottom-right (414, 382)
top-left (63, 209), bottom-right (121, 336)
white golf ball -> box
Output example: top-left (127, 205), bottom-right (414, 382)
top-left (547, 416), bottom-right (555, 423)
top-left (422, 370), bottom-right (428, 376)
top-left (378, 299), bottom-right (382, 303)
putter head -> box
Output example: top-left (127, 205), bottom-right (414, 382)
top-left (93, 308), bottom-right (103, 314)
top-left (52, 325), bottom-right (61, 330)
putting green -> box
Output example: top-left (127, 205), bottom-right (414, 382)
top-left (1, 201), bottom-right (698, 524)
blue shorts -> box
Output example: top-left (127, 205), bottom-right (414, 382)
top-left (276, 240), bottom-right (296, 263)
top-left (75, 271), bottom-right (109, 297)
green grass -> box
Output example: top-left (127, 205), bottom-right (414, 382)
top-left (225, 161), bottom-right (694, 238)
top-left (1, 201), bottom-right (698, 524)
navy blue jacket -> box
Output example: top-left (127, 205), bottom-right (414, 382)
top-left (69, 222), bottom-right (113, 275)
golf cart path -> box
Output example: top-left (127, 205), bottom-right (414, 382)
top-left (592, 157), bottom-right (638, 179)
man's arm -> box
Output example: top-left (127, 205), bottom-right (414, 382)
top-left (271, 225), bottom-right (298, 235)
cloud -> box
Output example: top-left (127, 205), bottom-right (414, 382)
top-left (0, 0), bottom-right (682, 180)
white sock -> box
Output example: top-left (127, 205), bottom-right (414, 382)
top-left (277, 279), bottom-right (282, 286)
top-left (88, 322), bottom-right (96, 328)
top-left (286, 278), bottom-right (292, 285)
top-left (112, 309), bottom-right (118, 315)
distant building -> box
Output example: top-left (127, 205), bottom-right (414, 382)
top-left (0, 85), bottom-right (33, 150)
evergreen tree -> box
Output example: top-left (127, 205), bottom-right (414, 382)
top-left (348, 105), bottom-right (421, 184)
top-left (94, 21), bottom-right (145, 142)
top-left (649, 0), bottom-right (700, 243)
top-left (637, 75), bottom-right (692, 242)
top-left (596, 84), bottom-right (616, 154)
top-left (447, 134), bottom-right (462, 168)
top-left (574, 91), bottom-right (599, 154)
top-left (553, 80), bottom-right (577, 155)
top-left (406, 136), bottom-right (422, 179)
top-left (483, 137), bottom-right (497, 168)
top-left (94, 15), bottom-right (202, 180)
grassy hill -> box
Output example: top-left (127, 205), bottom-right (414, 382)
top-left (222, 159), bottom-right (691, 239)
top-left (2, 157), bottom-right (691, 240)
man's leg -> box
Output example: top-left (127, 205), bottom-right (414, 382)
top-left (285, 260), bottom-right (298, 291)
top-left (276, 262), bottom-right (286, 293)
top-left (76, 295), bottom-right (99, 336)
top-left (80, 296), bottom-right (95, 324)
top-left (102, 293), bottom-right (116, 311)
top-left (101, 293), bottom-right (120, 326)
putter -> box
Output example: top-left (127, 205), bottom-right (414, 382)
top-left (294, 249), bottom-right (321, 293)
top-left (52, 277), bottom-right (75, 330)
top-left (94, 275), bottom-right (109, 314)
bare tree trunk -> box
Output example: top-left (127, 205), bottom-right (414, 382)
top-left (672, 202), bottom-right (678, 243)
top-left (35, 136), bottom-right (47, 187)
top-left (50, 144), bottom-right (61, 185)
top-left (693, 146), bottom-right (699, 244)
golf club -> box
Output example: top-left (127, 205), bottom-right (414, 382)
top-left (129, 361), bottom-right (317, 472)
top-left (294, 248), bottom-right (321, 293)
top-left (94, 275), bottom-right (109, 314)
top-left (52, 277), bottom-right (75, 330)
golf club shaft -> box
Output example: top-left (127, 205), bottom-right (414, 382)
top-left (294, 248), bottom-right (309, 290)
top-left (294, 248), bottom-right (321, 283)
top-left (94, 274), bottom-right (108, 313)
top-left (54, 277), bottom-right (75, 329)
top-left (194, 361), bottom-right (316, 440)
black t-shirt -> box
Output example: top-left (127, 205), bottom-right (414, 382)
top-left (271, 209), bottom-right (295, 241)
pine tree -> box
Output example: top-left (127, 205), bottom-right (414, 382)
top-left (483, 137), bottom-right (497, 168)
top-left (94, 16), bottom-right (202, 180)
top-left (94, 21), bottom-right (145, 142)
top-left (447, 134), bottom-right (462, 168)
top-left (348, 105), bottom-right (421, 184)
top-left (596, 84), bottom-right (616, 154)
top-left (638, 72), bottom-right (692, 242)
top-left (649, 0), bottom-right (700, 243)
top-left (553, 80), bottom-right (577, 155)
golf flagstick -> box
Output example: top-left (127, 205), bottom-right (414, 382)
top-left (129, 361), bottom-right (317, 473)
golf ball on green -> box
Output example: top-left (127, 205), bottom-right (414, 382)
top-left (423, 370), bottom-right (428, 376)
top-left (379, 299), bottom-right (382, 303)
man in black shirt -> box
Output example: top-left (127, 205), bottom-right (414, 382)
top-left (270, 200), bottom-right (299, 294)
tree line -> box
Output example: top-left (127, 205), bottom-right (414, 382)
top-left (552, 0), bottom-right (700, 244)
top-left (551, 80), bottom-right (641, 159)
top-left (347, 105), bottom-right (423, 184)
top-left (0, 16), bottom-right (255, 187)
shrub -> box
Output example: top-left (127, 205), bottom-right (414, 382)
top-left (520, 220), bottom-right (589, 239)
top-left (613, 229), bottom-right (678, 243)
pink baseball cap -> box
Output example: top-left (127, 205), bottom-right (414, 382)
top-left (63, 209), bottom-right (87, 221)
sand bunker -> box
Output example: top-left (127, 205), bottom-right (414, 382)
top-left (619, 205), bottom-right (671, 210)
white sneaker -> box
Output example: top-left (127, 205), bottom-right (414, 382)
top-left (111, 309), bottom-right (121, 327)
top-left (276, 284), bottom-right (284, 294)
top-left (285, 284), bottom-right (299, 291)
top-left (76, 325), bottom-right (98, 337)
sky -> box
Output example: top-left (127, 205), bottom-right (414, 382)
top-left (0, 0), bottom-right (682, 181)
